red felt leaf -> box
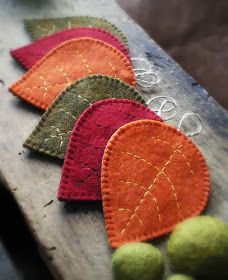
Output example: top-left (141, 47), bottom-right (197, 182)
top-left (58, 99), bottom-right (161, 201)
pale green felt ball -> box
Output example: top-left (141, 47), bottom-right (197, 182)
top-left (166, 274), bottom-right (194, 280)
top-left (111, 242), bottom-right (164, 280)
top-left (167, 216), bottom-right (228, 279)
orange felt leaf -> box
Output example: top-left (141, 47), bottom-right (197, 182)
top-left (101, 120), bottom-right (209, 248)
top-left (9, 38), bottom-right (135, 110)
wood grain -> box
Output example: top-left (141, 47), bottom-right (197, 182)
top-left (0, 0), bottom-right (227, 279)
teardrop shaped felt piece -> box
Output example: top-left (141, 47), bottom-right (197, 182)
top-left (24, 16), bottom-right (128, 46)
top-left (58, 99), bottom-right (162, 201)
top-left (9, 38), bottom-right (135, 110)
top-left (11, 28), bottom-right (130, 69)
top-left (101, 120), bottom-right (209, 248)
top-left (23, 75), bottom-right (144, 159)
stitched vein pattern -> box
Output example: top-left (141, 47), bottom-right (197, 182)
top-left (21, 50), bottom-right (107, 91)
top-left (118, 208), bottom-right (143, 226)
top-left (42, 109), bottom-right (78, 147)
top-left (109, 61), bottom-right (117, 77)
top-left (37, 24), bottom-right (56, 36)
top-left (120, 148), bottom-right (183, 235)
top-left (75, 50), bottom-right (92, 74)
top-left (76, 139), bottom-right (104, 153)
top-left (72, 160), bottom-right (100, 188)
top-left (55, 65), bottom-right (71, 85)
top-left (59, 109), bottom-right (77, 120)
top-left (66, 110), bottom-right (142, 190)
top-left (75, 172), bottom-right (99, 188)
top-left (120, 136), bottom-right (194, 176)
top-left (39, 75), bottom-right (49, 98)
top-left (15, 41), bottom-right (135, 108)
top-left (44, 126), bottom-right (71, 148)
top-left (119, 180), bottom-right (161, 224)
top-left (120, 150), bottom-right (182, 214)
top-left (120, 151), bottom-right (160, 172)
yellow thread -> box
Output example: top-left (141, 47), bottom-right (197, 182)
top-left (121, 139), bottom-right (193, 176)
top-left (118, 208), bottom-right (143, 227)
top-left (176, 150), bottom-right (194, 175)
top-left (37, 24), bottom-right (56, 36)
top-left (39, 75), bottom-right (49, 98)
top-left (120, 151), bottom-right (160, 172)
top-left (162, 174), bottom-right (180, 210)
top-left (56, 66), bottom-right (71, 85)
top-left (121, 148), bottom-right (181, 235)
top-left (24, 83), bottom-right (69, 91)
top-left (77, 94), bottom-right (92, 105)
top-left (152, 197), bottom-right (162, 223)
top-left (59, 109), bottom-right (76, 120)
top-left (43, 126), bottom-right (71, 148)
top-left (120, 180), bottom-right (147, 192)
top-left (51, 126), bottom-right (60, 133)
top-left (75, 50), bottom-right (92, 74)
top-left (109, 61), bottom-right (117, 77)
top-left (120, 150), bottom-right (181, 217)
top-left (119, 180), bottom-right (162, 224)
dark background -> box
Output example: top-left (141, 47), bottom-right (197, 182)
top-left (118, 0), bottom-right (228, 109)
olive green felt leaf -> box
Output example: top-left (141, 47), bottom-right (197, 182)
top-left (23, 75), bottom-right (145, 159)
top-left (24, 16), bottom-right (128, 47)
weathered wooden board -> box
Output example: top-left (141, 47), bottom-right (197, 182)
top-left (0, 0), bottom-right (227, 279)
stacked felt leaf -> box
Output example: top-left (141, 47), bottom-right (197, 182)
top-left (10, 27), bottom-right (130, 69)
top-left (8, 16), bottom-right (210, 251)
top-left (9, 38), bottom-right (134, 110)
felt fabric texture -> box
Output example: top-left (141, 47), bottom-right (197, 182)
top-left (24, 16), bottom-right (128, 46)
top-left (111, 243), bottom-right (164, 280)
top-left (10, 27), bottom-right (130, 69)
top-left (167, 216), bottom-right (228, 278)
top-left (101, 120), bottom-right (209, 248)
top-left (58, 99), bottom-right (161, 201)
top-left (23, 75), bottom-right (144, 159)
top-left (9, 38), bottom-right (135, 111)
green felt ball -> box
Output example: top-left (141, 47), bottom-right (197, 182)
top-left (167, 216), bottom-right (228, 278)
top-left (111, 242), bottom-right (164, 280)
top-left (166, 274), bottom-right (194, 280)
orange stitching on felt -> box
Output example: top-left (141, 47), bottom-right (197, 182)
top-left (120, 148), bottom-right (181, 235)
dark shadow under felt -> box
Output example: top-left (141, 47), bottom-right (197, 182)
top-left (63, 200), bottom-right (102, 214)
top-left (24, 148), bottom-right (63, 167)
top-left (11, 98), bottom-right (43, 116)
top-left (0, 184), bottom-right (54, 280)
